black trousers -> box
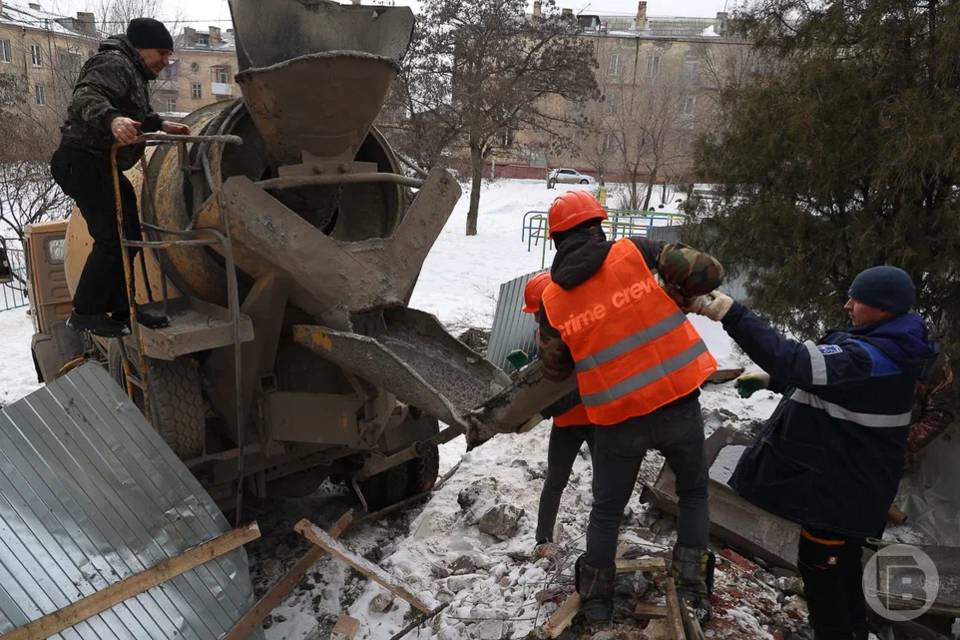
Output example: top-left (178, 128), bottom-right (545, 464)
top-left (797, 528), bottom-right (868, 640)
top-left (50, 145), bottom-right (141, 316)
top-left (536, 424), bottom-right (595, 544)
top-left (584, 396), bottom-right (709, 569)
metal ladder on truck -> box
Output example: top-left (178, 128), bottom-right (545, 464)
top-left (109, 132), bottom-right (248, 522)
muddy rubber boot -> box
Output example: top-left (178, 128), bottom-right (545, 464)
top-left (575, 556), bottom-right (616, 623)
top-left (671, 545), bottom-right (714, 624)
top-left (67, 311), bottom-right (131, 338)
top-left (113, 308), bottom-right (170, 330)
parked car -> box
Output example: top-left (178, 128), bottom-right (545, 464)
top-left (548, 168), bottom-right (594, 186)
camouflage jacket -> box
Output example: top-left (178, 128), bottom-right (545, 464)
top-left (59, 36), bottom-right (163, 169)
top-left (908, 352), bottom-right (956, 453)
top-left (538, 233), bottom-right (724, 381)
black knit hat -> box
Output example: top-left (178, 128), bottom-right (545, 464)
top-left (126, 17), bottom-right (174, 50)
top-left (848, 266), bottom-right (915, 314)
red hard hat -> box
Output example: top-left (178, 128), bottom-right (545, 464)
top-left (522, 271), bottom-right (552, 314)
top-left (548, 190), bottom-right (607, 237)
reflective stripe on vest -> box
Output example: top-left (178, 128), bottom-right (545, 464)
top-left (554, 402), bottom-right (590, 427)
top-left (542, 239), bottom-right (716, 425)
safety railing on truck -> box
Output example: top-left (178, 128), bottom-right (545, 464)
top-left (110, 132), bottom-right (248, 522)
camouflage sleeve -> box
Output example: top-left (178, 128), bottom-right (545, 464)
top-left (71, 54), bottom-right (130, 133)
top-left (908, 355), bottom-right (956, 453)
top-left (538, 307), bottom-right (575, 382)
top-left (656, 242), bottom-right (725, 299)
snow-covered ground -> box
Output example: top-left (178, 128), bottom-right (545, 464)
top-left (0, 178), bottom-right (803, 639)
top-left (0, 308), bottom-right (41, 405)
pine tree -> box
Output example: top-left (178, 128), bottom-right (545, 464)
top-left (686, 0), bottom-right (960, 358)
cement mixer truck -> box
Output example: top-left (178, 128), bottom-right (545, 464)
top-left (24, 0), bottom-right (564, 511)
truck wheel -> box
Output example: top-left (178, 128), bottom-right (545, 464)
top-left (358, 463), bottom-right (409, 511)
top-left (407, 443), bottom-right (440, 496)
top-left (108, 343), bottom-right (205, 459)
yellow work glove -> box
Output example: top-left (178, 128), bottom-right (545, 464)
top-left (686, 290), bottom-right (734, 321)
top-left (735, 370), bottom-right (771, 398)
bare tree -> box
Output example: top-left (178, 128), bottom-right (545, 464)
top-left (598, 57), bottom-right (696, 210)
top-left (399, 0), bottom-right (598, 235)
top-left (92, 0), bottom-right (176, 35)
top-left (0, 162), bottom-right (71, 242)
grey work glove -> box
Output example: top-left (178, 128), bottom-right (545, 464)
top-left (735, 370), bottom-right (771, 398)
top-left (686, 290), bottom-right (734, 321)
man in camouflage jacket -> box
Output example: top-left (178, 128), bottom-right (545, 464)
top-left (50, 18), bottom-right (190, 338)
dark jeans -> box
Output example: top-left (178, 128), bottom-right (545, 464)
top-left (797, 528), bottom-right (868, 640)
top-left (50, 145), bottom-right (141, 316)
top-left (584, 396), bottom-right (709, 569)
top-left (536, 424), bottom-right (595, 543)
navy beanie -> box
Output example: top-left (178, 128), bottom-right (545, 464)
top-left (848, 266), bottom-right (915, 314)
top-left (127, 18), bottom-right (174, 50)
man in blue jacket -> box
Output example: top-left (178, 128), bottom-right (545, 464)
top-left (689, 266), bottom-right (939, 640)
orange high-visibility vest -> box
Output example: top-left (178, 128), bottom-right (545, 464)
top-left (541, 239), bottom-right (716, 426)
top-left (554, 402), bottom-right (590, 427)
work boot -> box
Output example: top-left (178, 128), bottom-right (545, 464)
top-left (671, 545), bottom-right (714, 624)
top-left (574, 556), bottom-right (616, 623)
top-left (113, 308), bottom-right (170, 330)
top-left (67, 311), bottom-right (131, 338)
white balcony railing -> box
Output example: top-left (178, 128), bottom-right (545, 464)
top-left (211, 82), bottom-right (233, 96)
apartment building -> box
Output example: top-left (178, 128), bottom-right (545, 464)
top-left (499, 2), bottom-right (757, 183)
top-left (152, 25), bottom-right (239, 115)
top-left (0, 0), bottom-right (99, 144)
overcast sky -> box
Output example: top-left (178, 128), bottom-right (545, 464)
top-left (45, 0), bottom-right (734, 30)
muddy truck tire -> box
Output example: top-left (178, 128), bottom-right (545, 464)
top-left (360, 462), bottom-right (410, 511)
top-left (108, 343), bottom-right (205, 459)
top-left (407, 442), bottom-right (440, 495)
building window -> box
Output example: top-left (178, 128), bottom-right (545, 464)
top-left (685, 61), bottom-right (700, 84)
top-left (191, 82), bottom-right (201, 99)
top-left (646, 54), bottom-right (660, 77)
top-left (35, 84), bottom-right (45, 105)
top-left (31, 44), bottom-right (42, 67)
top-left (0, 40), bottom-right (11, 63)
top-left (602, 132), bottom-right (620, 154)
top-left (197, 34), bottom-right (209, 46)
top-left (607, 53), bottom-right (621, 77)
top-left (214, 67), bottom-right (229, 83)
top-left (681, 96), bottom-right (696, 115)
top-left (164, 97), bottom-right (177, 112)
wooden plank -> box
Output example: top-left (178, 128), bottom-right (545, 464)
top-left (224, 512), bottom-right (353, 640)
top-left (616, 557), bottom-right (668, 574)
top-left (663, 577), bottom-right (687, 640)
top-left (0, 522), bottom-right (260, 640)
top-left (543, 593), bottom-right (581, 639)
top-left (296, 519), bottom-right (433, 613)
top-left (330, 614), bottom-right (361, 640)
top-left (633, 602), bottom-right (668, 620)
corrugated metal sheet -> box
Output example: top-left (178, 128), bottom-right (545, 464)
top-left (0, 363), bottom-right (262, 639)
top-left (486, 272), bottom-right (541, 372)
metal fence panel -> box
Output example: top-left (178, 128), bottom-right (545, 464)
top-left (0, 363), bottom-right (262, 639)
top-left (487, 272), bottom-right (541, 372)
top-left (1, 237), bottom-right (29, 311)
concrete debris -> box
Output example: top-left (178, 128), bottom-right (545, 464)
top-left (368, 592), bottom-right (395, 613)
top-left (776, 576), bottom-right (805, 597)
top-left (448, 552), bottom-right (492, 574)
top-left (478, 503), bottom-right (525, 540)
